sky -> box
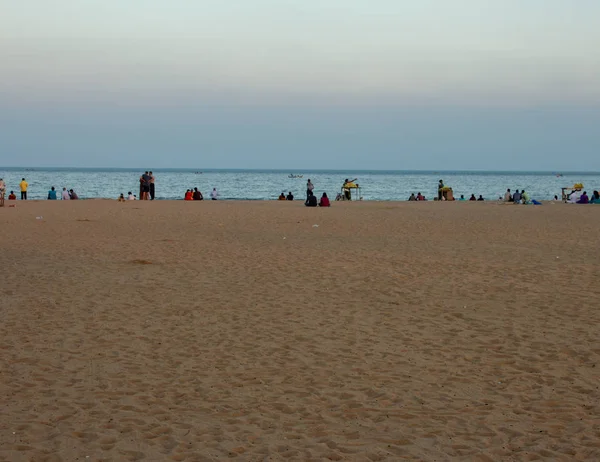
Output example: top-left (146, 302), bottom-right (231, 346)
top-left (1, 0), bottom-right (599, 170)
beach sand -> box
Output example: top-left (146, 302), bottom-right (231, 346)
top-left (1, 200), bottom-right (599, 461)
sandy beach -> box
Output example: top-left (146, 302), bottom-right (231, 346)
top-left (1, 200), bottom-right (599, 461)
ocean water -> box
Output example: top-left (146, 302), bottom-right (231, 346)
top-left (0, 168), bottom-right (598, 201)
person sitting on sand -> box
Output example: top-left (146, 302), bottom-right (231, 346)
top-left (69, 189), bottom-right (79, 200)
top-left (286, 191), bottom-right (294, 201)
top-left (577, 191), bottom-right (589, 204)
top-left (61, 187), bottom-right (70, 200)
top-left (8, 191), bottom-right (17, 200)
top-left (590, 191), bottom-right (600, 204)
top-left (554, 195), bottom-right (560, 201)
top-left (278, 192), bottom-right (286, 200)
top-left (118, 193), bottom-right (125, 202)
top-left (568, 189), bottom-right (582, 203)
top-left (408, 193), bottom-right (416, 201)
top-left (305, 190), bottom-right (317, 207)
top-left (477, 195), bottom-right (484, 201)
top-left (458, 195), bottom-right (465, 201)
top-left (513, 190), bottom-right (522, 204)
top-left (416, 192), bottom-right (424, 201)
top-left (468, 194), bottom-right (476, 201)
top-left (48, 187), bottom-right (57, 200)
top-left (521, 189), bottom-right (531, 204)
top-left (210, 188), bottom-right (219, 200)
top-left (184, 190), bottom-right (193, 201)
top-left (319, 192), bottom-right (330, 207)
top-left (504, 189), bottom-right (513, 202)
top-left (128, 192), bottom-right (136, 200)
top-left (193, 188), bottom-right (203, 200)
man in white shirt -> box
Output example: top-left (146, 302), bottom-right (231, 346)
top-left (128, 192), bottom-right (136, 200)
top-left (62, 188), bottom-right (70, 200)
top-left (569, 190), bottom-right (582, 203)
top-left (210, 188), bottom-right (219, 200)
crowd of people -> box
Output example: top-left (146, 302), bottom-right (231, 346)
top-left (2, 174), bottom-right (599, 206)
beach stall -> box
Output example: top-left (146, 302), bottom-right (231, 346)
top-left (339, 180), bottom-right (361, 201)
top-left (561, 183), bottom-right (583, 202)
top-left (439, 186), bottom-right (455, 201)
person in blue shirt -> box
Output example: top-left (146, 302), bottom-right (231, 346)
top-left (48, 186), bottom-right (57, 200)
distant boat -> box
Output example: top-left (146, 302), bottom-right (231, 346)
top-left (195, 171), bottom-right (203, 174)
top-left (288, 174), bottom-right (303, 179)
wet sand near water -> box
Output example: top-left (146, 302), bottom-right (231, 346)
top-left (1, 200), bottom-right (600, 461)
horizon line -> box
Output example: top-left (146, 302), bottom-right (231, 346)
top-left (0, 166), bottom-right (595, 175)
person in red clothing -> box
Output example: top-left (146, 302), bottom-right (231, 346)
top-left (184, 190), bottom-right (193, 201)
top-left (8, 191), bottom-right (16, 200)
top-left (319, 192), bottom-right (331, 207)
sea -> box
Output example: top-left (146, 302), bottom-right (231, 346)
top-left (0, 167), bottom-right (598, 201)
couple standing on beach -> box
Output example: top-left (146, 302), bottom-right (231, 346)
top-left (139, 171), bottom-right (155, 200)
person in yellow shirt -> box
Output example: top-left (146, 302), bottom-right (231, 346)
top-left (19, 178), bottom-right (28, 200)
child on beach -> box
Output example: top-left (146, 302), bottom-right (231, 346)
top-left (118, 193), bottom-right (126, 202)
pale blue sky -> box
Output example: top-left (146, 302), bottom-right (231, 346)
top-left (1, 0), bottom-right (599, 169)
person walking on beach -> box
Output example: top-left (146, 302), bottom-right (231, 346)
top-left (19, 178), bottom-right (28, 200)
top-left (48, 187), bottom-right (57, 200)
top-left (149, 171), bottom-right (156, 200)
top-left (61, 187), bottom-right (70, 200)
top-left (210, 188), bottom-right (219, 200)
top-left (307, 179), bottom-right (314, 199)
